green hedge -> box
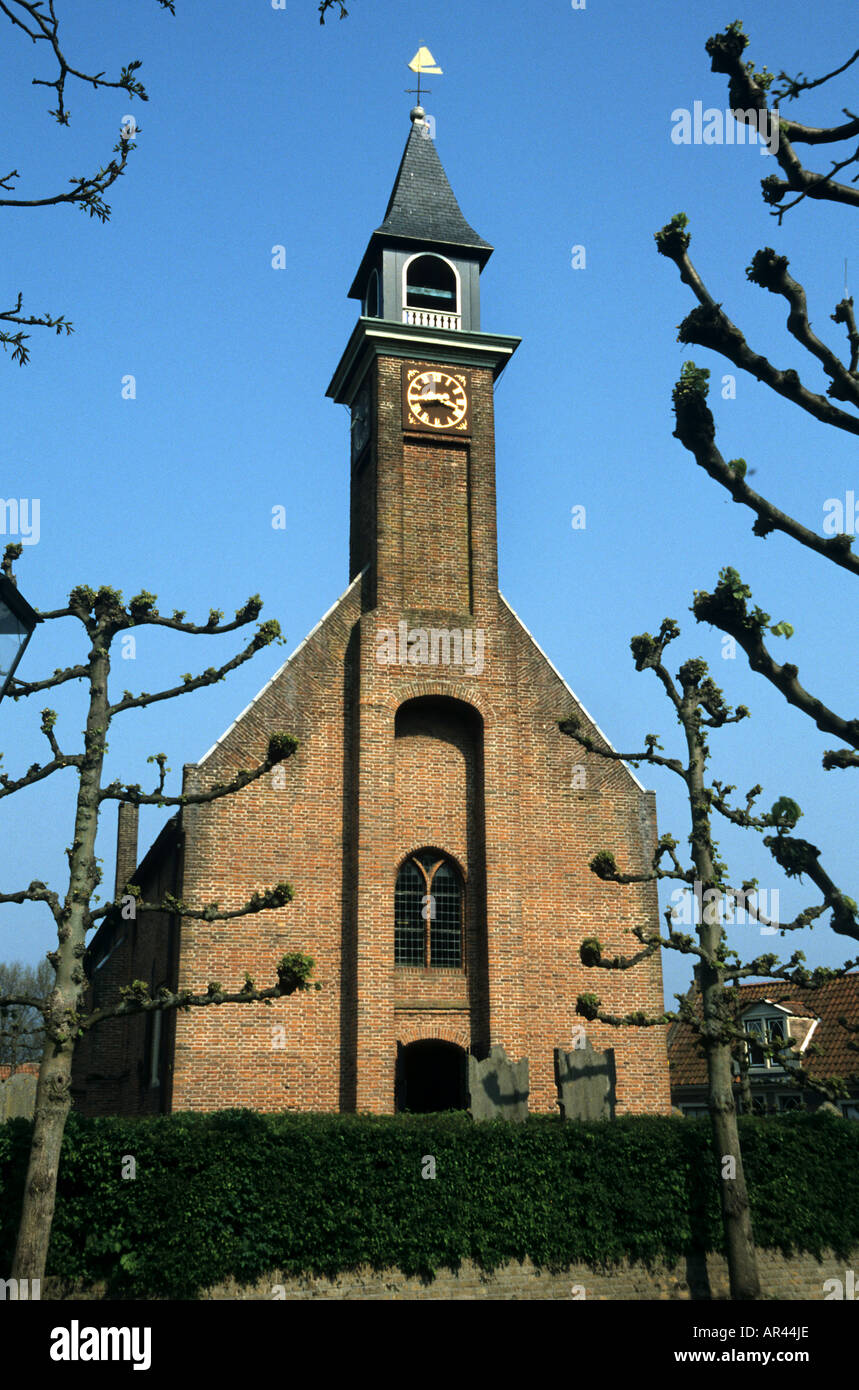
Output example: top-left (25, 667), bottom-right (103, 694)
top-left (0, 1110), bottom-right (856, 1298)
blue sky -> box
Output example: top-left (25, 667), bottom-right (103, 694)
top-left (2, 0), bottom-right (857, 1015)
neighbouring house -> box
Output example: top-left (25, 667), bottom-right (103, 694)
top-left (668, 974), bottom-right (859, 1119)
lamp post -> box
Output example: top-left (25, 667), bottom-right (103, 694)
top-left (0, 573), bottom-right (40, 701)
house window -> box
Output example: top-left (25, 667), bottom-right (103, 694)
top-left (404, 255), bottom-right (458, 313)
top-left (395, 851), bottom-right (463, 969)
top-left (745, 1012), bottom-right (788, 1068)
top-left (778, 1095), bottom-right (803, 1112)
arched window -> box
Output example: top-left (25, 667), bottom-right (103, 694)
top-left (364, 268), bottom-right (380, 318)
top-left (395, 851), bottom-right (463, 968)
top-left (404, 254), bottom-right (458, 314)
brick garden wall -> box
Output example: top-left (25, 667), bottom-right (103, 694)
top-left (108, 1248), bottom-right (856, 1301)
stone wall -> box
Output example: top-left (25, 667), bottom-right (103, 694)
top-left (198, 1247), bottom-right (859, 1300)
top-left (44, 1248), bottom-right (859, 1301)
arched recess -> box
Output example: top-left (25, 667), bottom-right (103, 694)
top-left (395, 1039), bottom-right (468, 1113)
top-left (364, 267), bottom-right (380, 318)
top-left (393, 696), bottom-right (489, 1052)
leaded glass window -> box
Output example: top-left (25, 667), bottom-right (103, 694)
top-left (395, 851), bottom-right (463, 968)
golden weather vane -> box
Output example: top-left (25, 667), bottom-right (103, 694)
top-left (406, 45), bottom-right (442, 108)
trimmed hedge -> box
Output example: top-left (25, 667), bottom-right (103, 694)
top-left (0, 1109), bottom-right (856, 1298)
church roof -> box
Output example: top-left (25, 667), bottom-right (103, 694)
top-left (348, 114), bottom-right (492, 298)
top-left (375, 118), bottom-right (493, 254)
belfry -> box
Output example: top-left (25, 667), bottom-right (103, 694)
top-left (74, 98), bottom-right (671, 1119)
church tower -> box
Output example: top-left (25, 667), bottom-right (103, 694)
top-left (325, 106), bottom-right (522, 1108)
top-left (73, 105), bottom-right (671, 1120)
top-left (328, 104), bottom-right (518, 614)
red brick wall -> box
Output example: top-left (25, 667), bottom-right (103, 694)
top-left (77, 343), bottom-right (670, 1119)
top-left (170, 575), bottom-right (365, 1114)
top-left (403, 438), bottom-right (471, 610)
top-left (72, 815), bottom-right (180, 1117)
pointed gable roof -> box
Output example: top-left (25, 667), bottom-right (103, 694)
top-left (348, 115), bottom-right (492, 299)
top-left (375, 119), bottom-right (493, 253)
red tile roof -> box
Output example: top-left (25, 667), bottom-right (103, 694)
top-left (667, 974), bottom-right (859, 1088)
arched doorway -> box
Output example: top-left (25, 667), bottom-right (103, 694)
top-left (396, 1039), bottom-right (467, 1113)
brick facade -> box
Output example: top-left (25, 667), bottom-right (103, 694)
top-left (72, 113), bottom-right (671, 1122)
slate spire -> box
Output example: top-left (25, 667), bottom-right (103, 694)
top-left (348, 108), bottom-right (493, 303)
top-left (375, 107), bottom-right (493, 258)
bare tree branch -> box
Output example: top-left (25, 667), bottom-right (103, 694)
top-left (693, 569), bottom-right (859, 755)
top-left (705, 22), bottom-right (859, 220)
top-left (656, 220), bottom-right (859, 435)
top-left (0, 751), bottom-right (84, 800)
top-left (771, 49), bottom-right (859, 106)
top-left (88, 879), bottom-right (296, 930)
top-left (669, 364), bottom-right (859, 576)
top-left (0, 0), bottom-right (173, 124)
top-left (75, 956), bottom-right (318, 1037)
top-left (0, 881), bottom-right (62, 923)
top-left (0, 292), bottom-right (73, 365)
top-left (98, 732), bottom-right (298, 808)
top-left (7, 664), bottom-right (90, 699)
top-left (745, 248), bottom-right (859, 405)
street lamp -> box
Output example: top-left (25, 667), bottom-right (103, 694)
top-left (0, 573), bottom-right (40, 701)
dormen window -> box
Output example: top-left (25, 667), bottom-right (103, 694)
top-left (405, 255), bottom-right (458, 313)
top-left (744, 1006), bottom-right (789, 1069)
top-left (395, 851), bottom-right (463, 969)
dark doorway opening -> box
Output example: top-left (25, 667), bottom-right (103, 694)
top-left (397, 1039), bottom-right (467, 1113)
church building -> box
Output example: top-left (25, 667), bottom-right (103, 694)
top-left (73, 105), bottom-right (671, 1119)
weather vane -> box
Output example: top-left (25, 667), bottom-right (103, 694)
top-left (406, 45), bottom-right (442, 108)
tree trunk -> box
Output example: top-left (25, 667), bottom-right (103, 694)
top-left (11, 1043), bottom-right (72, 1280)
top-left (703, 999), bottom-right (761, 1299)
top-left (12, 636), bottom-right (109, 1282)
top-left (686, 718), bottom-right (761, 1300)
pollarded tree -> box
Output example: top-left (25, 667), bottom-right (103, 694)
top-left (655, 21), bottom-right (859, 772)
top-left (1, 0), bottom-right (349, 362)
top-left (0, 543), bottom-right (319, 1283)
top-left (560, 618), bottom-right (858, 1301)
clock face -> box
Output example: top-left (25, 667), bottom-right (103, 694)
top-left (404, 368), bottom-right (470, 433)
